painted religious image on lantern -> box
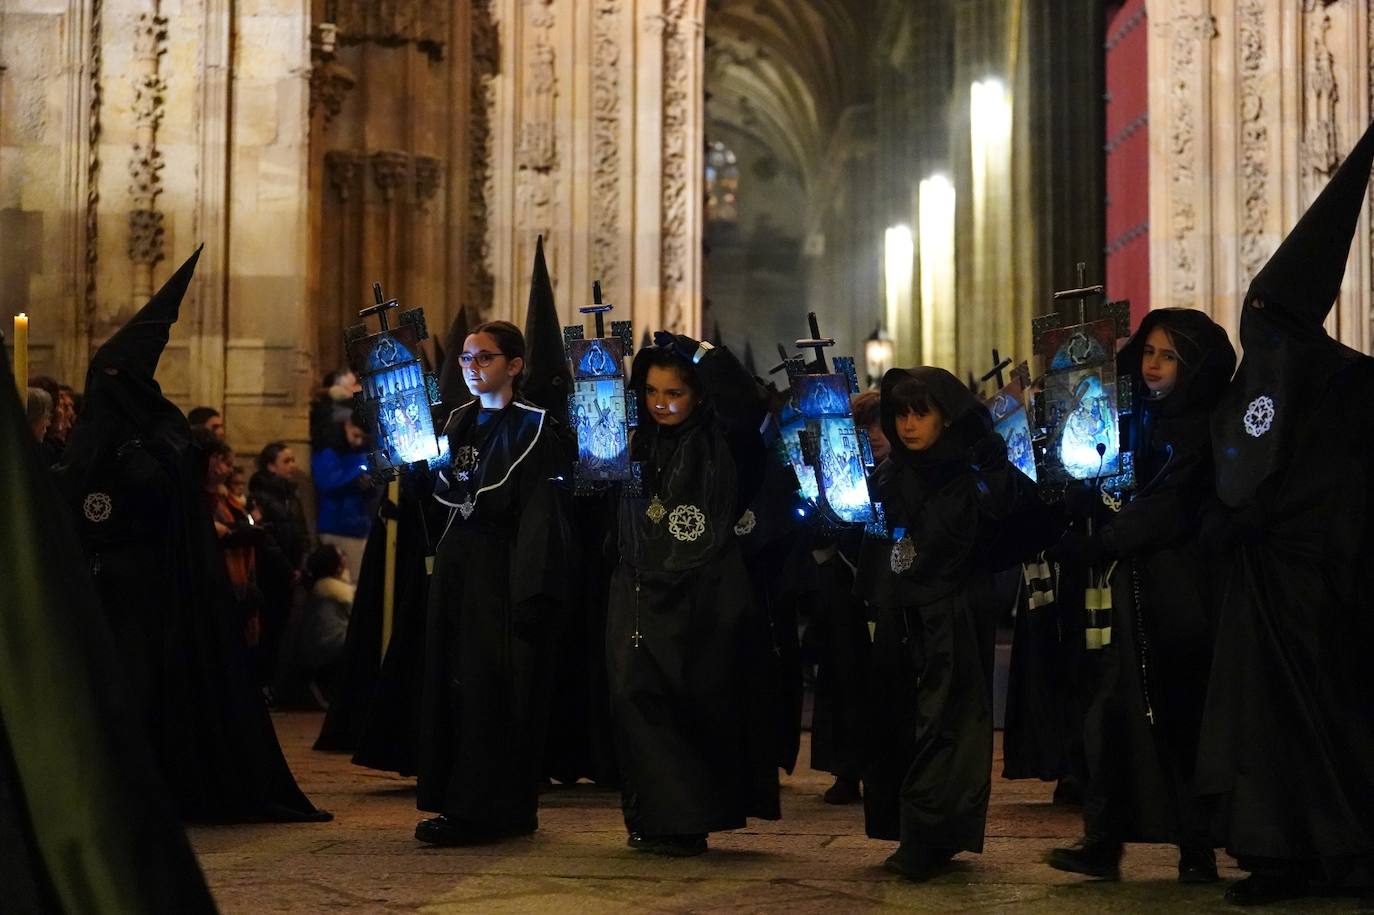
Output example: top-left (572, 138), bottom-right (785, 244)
top-left (345, 305), bottom-right (443, 475)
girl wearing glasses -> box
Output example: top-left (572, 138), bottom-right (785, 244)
top-left (414, 320), bottom-right (573, 846)
top-left (607, 331), bottom-right (780, 857)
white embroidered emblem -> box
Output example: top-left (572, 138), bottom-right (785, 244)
top-left (1243, 395), bottom-right (1275, 438)
top-left (890, 536), bottom-right (916, 574)
top-left (83, 492), bottom-right (113, 523)
top-left (668, 504), bottom-right (707, 542)
top-left (458, 497), bottom-right (476, 519)
top-left (733, 509), bottom-right (757, 537)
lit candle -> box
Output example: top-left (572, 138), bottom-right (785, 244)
top-left (12, 314), bottom-right (28, 398)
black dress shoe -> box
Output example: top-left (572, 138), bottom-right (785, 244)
top-left (1224, 874), bottom-right (1309, 906)
top-left (1046, 834), bottom-right (1123, 879)
top-left (1178, 846), bottom-right (1219, 884)
top-left (882, 845), bottom-right (955, 882)
top-left (633, 833), bottom-right (707, 857)
top-left (415, 815), bottom-right (536, 846)
top-left (823, 776), bottom-right (862, 805)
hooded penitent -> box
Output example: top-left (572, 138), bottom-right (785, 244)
top-left (0, 342), bottom-right (216, 912)
top-left (879, 365), bottom-right (994, 473)
top-left (1212, 118), bottom-right (1374, 507)
top-left (521, 235), bottom-right (572, 428)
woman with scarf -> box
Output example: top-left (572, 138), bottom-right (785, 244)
top-left (414, 320), bottom-right (573, 846)
top-left (860, 366), bottom-right (1051, 880)
top-left (1045, 309), bottom-right (1235, 884)
top-left (607, 332), bottom-right (780, 858)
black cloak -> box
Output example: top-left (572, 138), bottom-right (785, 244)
top-left (860, 366), bottom-right (1053, 852)
top-left (417, 399), bottom-right (573, 829)
top-left (1197, 119), bottom-right (1374, 885)
top-left (53, 248), bottom-right (327, 824)
top-left (1077, 308), bottom-right (1235, 846)
top-left (606, 341), bottom-right (781, 837)
top-left (0, 343), bottom-right (216, 914)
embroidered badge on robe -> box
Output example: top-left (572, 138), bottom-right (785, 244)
top-left (83, 492), bottom-right (113, 523)
top-left (890, 535), bottom-right (916, 574)
top-left (668, 504), bottom-right (707, 542)
top-left (733, 509), bottom-right (756, 537)
top-left (1243, 395), bottom-right (1275, 438)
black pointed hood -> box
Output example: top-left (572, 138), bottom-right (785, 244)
top-left (436, 306), bottom-right (472, 412)
top-left (1212, 122), bottom-right (1374, 507)
top-left (1245, 118), bottom-right (1374, 334)
top-left (520, 235), bottom-right (571, 426)
top-left (91, 245), bottom-right (202, 379)
top-left (742, 340), bottom-right (758, 376)
top-left (57, 247), bottom-right (203, 498)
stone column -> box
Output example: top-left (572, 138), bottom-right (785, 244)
top-left (1148, 0), bottom-right (1374, 351)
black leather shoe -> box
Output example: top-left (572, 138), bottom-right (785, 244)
top-left (823, 776), bottom-right (862, 805)
top-left (1224, 874), bottom-right (1309, 906)
top-left (882, 846), bottom-right (955, 882)
top-left (1178, 846), bottom-right (1219, 884)
top-left (415, 815), bottom-right (536, 846)
top-left (1046, 834), bottom-right (1123, 879)
top-left (633, 834), bottom-right (707, 857)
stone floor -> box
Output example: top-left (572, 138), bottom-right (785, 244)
top-left (189, 712), bottom-right (1359, 914)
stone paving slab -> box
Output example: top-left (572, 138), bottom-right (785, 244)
top-left (187, 712), bottom-right (1364, 914)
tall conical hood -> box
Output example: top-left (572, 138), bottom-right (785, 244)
top-left (1246, 118), bottom-right (1374, 329)
top-left (436, 306), bottom-right (472, 411)
top-left (520, 235), bottom-right (571, 425)
top-left (0, 344), bottom-right (217, 911)
top-left (91, 245), bottom-right (203, 378)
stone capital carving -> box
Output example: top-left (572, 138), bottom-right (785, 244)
top-left (371, 150), bottom-right (412, 202)
top-left (325, 150), bottom-right (366, 202)
top-left (335, 0), bottom-right (449, 61)
top-left (309, 21), bottom-right (356, 126)
top-left (415, 155), bottom-right (444, 210)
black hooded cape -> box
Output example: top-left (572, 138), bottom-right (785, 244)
top-left (53, 248), bottom-right (326, 824)
top-left (1196, 119), bottom-right (1374, 885)
top-left (859, 366), bottom-right (1053, 851)
top-left (606, 342), bottom-right (781, 836)
top-left (1078, 308), bottom-right (1235, 846)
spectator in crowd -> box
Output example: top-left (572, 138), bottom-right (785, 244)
top-left (250, 441), bottom-right (312, 695)
top-left (196, 429), bottom-right (265, 651)
top-left (26, 387), bottom-right (52, 444)
top-left (29, 376), bottom-right (76, 460)
top-left (301, 543), bottom-right (355, 705)
top-left (310, 369), bottom-right (361, 452)
top-left (188, 406), bottom-right (225, 441)
top-left (312, 414), bottom-right (374, 583)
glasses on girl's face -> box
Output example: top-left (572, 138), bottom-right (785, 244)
top-left (458, 351), bottom-right (504, 368)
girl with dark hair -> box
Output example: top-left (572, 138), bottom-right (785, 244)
top-left (860, 366), bottom-right (1052, 880)
top-left (607, 331), bottom-right (779, 857)
top-left (250, 440), bottom-right (311, 692)
top-left (1046, 309), bottom-right (1236, 884)
top-left (414, 319), bottom-right (573, 846)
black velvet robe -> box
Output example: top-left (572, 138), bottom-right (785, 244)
top-left (860, 367), bottom-right (1052, 852)
top-left (607, 344), bottom-right (780, 837)
top-left (1080, 308), bottom-right (1235, 846)
top-left (417, 400), bottom-right (572, 829)
top-left (806, 535), bottom-right (872, 782)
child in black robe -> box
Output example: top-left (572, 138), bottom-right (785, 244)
top-left (1045, 308), bottom-right (1235, 883)
top-left (860, 366), bottom-right (1051, 880)
top-left (414, 320), bottom-right (573, 845)
top-left (607, 333), bottom-right (780, 857)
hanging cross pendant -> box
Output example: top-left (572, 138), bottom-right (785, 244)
top-left (632, 629), bottom-right (643, 649)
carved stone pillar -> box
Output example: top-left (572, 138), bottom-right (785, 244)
top-left (127, 6), bottom-right (169, 306)
top-left (1149, 0), bottom-right (1373, 351)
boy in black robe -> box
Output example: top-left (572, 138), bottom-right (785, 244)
top-left (1196, 118), bottom-right (1374, 906)
top-left (1045, 308), bottom-right (1235, 883)
top-left (860, 366), bottom-right (1053, 880)
top-left (53, 248), bottom-right (329, 824)
top-left (607, 334), bottom-right (780, 857)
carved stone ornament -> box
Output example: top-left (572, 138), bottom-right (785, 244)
top-left (1237, 0), bottom-right (1269, 283)
top-left (466, 0), bottom-right (499, 317)
top-left (85, 0), bottom-right (104, 330)
top-left (371, 150), bottom-right (412, 202)
top-left (128, 208), bottom-right (166, 266)
top-left (591, 0), bottom-right (623, 286)
top-left (325, 150), bottom-right (365, 202)
top-left (415, 155), bottom-right (444, 210)
top-left (1166, 12), bottom-right (1218, 304)
top-left (1302, 6), bottom-right (1341, 184)
top-left (658, 0), bottom-right (693, 332)
top-left (334, 0), bottom-right (449, 60)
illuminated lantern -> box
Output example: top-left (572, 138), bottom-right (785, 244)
top-left (562, 282), bottom-right (640, 492)
top-left (343, 283), bottom-right (444, 479)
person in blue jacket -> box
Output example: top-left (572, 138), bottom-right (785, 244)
top-left (312, 413), bottom-right (375, 583)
